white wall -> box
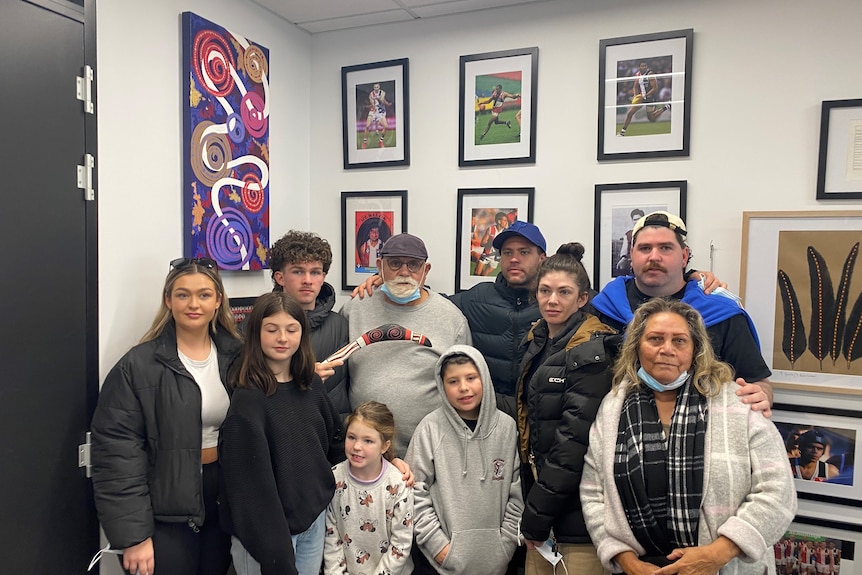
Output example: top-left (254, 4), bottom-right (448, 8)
top-left (97, 0), bottom-right (311, 376)
top-left (309, 0), bottom-right (862, 303)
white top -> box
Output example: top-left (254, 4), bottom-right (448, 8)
top-left (178, 340), bottom-right (229, 449)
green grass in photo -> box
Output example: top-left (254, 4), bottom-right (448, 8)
top-left (474, 110), bottom-right (521, 145)
top-left (356, 129), bottom-right (397, 149)
top-left (614, 120), bottom-right (671, 136)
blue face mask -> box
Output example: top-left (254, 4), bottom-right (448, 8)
top-left (638, 366), bottom-right (689, 392)
top-left (380, 282), bottom-right (421, 304)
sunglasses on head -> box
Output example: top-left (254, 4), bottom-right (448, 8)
top-left (169, 257), bottom-right (218, 270)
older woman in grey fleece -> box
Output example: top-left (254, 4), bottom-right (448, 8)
top-left (581, 299), bottom-right (796, 575)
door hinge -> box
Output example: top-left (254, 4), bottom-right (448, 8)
top-left (78, 431), bottom-right (92, 478)
top-left (77, 154), bottom-right (95, 201)
top-left (76, 65), bottom-right (94, 114)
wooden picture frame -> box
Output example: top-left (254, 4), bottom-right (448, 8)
top-left (342, 58), bottom-right (410, 169)
top-left (455, 188), bottom-right (534, 292)
top-left (459, 47), bottom-right (538, 166)
top-left (593, 181), bottom-right (687, 291)
top-left (598, 29), bottom-right (693, 160)
top-left (816, 99), bottom-right (862, 200)
top-left (341, 191), bottom-right (407, 290)
top-left (740, 211), bottom-right (862, 394)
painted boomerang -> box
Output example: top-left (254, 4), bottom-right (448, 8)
top-left (324, 323), bottom-right (432, 363)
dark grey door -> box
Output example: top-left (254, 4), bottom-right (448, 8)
top-left (0, 0), bottom-right (99, 571)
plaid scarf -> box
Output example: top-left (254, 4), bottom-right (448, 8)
top-left (613, 379), bottom-right (707, 556)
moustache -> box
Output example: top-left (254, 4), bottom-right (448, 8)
top-left (641, 264), bottom-right (666, 273)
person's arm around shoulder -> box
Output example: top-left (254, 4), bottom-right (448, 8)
top-left (351, 274), bottom-right (382, 299)
top-left (735, 378), bottom-right (773, 416)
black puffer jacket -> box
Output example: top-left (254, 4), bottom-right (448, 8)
top-left (90, 320), bottom-right (240, 549)
top-left (308, 282), bottom-right (351, 422)
top-left (448, 274), bottom-right (539, 396)
top-left (516, 310), bottom-right (616, 544)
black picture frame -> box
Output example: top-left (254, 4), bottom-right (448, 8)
top-left (816, 99), bottom-right (862, 200)
top-left (459, 47), bottom-right (538, 166)
top-left (340, 191), bottom-right (407, 290)
top-left (598, 29), bottom-right (693, 161)
top-left (341, 58), bottom-right (410, 169)
top-left (593, 181), bottom-right (687, 291)
top-left (772, 402), bottom-right (862, 507)
top-left (775, 514), bottom-right (859, 572)
top-left (455, 187), bottom-right (535, 292)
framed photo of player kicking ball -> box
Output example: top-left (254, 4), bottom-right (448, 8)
top-left (773, 403), bottom-right (862, 506)
top-left (342, 58), bottom-right (410, 169)
top-left (597, 29), bottom-right (693, 161)
top-left (459, 47), bottom-right (538, 167)
top-left (341, 191), bottom-right (407, 290)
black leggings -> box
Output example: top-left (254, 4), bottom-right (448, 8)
top-left (119, 462), bottom-right (230, 575)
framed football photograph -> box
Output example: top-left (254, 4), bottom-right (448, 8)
top-left (342, 58), bottom-right (410, 169)
top-left (459, 47), bottom-right (538, 166)
top-left (341, 191), bottom-right (407, 290)
top-left (598, 29), bottom-right (693, 160)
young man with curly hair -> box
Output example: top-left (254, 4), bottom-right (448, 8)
top-left (270, 230), bottom-right (351, 421)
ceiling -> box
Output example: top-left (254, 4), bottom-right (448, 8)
top-left (250, 0), bottom-right (553, 34)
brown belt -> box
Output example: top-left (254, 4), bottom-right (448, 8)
top-left (201, 447), bottom-right (218, 465)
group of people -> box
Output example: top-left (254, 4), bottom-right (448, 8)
top-left (90, 210), bottom-right (798, 575)
top-left (774, 535), bottom-right (842, 575)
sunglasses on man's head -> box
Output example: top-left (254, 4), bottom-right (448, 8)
top-left (169, 257), bottom-right (218, 270)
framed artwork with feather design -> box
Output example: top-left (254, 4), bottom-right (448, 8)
top-left (740, 211), bottom-right (862, 394)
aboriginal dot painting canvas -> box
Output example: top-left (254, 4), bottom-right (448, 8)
top-left (182, 12), bottom-right (270, 270)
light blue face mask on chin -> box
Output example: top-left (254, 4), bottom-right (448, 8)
top-left (638, 366), bottom-right (689, 392)
top-left (380, 281), bottom-right (421, 304)
top-left (380, 269), bottom-right (426, 304)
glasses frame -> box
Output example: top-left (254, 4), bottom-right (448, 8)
top-left (383, 257), bottom-right (425, 273)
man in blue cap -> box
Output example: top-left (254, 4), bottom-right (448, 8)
top-left (449, 220), bottom-right (547, 399)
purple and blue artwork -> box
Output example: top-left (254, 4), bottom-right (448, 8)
top-left (182, 12), bottom-right (270, 270)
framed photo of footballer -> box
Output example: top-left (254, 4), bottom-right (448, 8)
top-left (455, 188), bottom-right (534, 292)
top-left (459, 47), bottom-right (538, 167)
top-left (774, 515), bottom-right (859, 575)
top-left (816, 99), bottom-right (862, 200)
top-left (341, 58), bottom-right (410, 169)
top-left (228, 297), bottom-right (257, 324)
top-left (597, 29), bottom-right (693, 161)
top-left (773, 403), bottom-right (862, 506)
top-left (739, 211), bottom-right (862, 394)
top-left (593, 181), bottom-right (687, 291)
top-left (341, 191), bottom-right (407, 290)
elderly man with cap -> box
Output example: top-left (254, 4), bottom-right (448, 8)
top-left (591, 210), bottom-right (774, 412)
top-left (340, 233), bottom-right (471, 458)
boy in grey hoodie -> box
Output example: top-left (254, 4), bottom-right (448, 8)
top-left (405, 345), bottom-right (523, 575)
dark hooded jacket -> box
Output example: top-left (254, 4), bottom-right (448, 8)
top-left (516, 310), bottom-right (616, 544)
top-left (308, 282), bottom-right (351, 422)
top-left (448, 274), bottom-right (539, 397)
top-left (90, 320), bottom-right (241, 548)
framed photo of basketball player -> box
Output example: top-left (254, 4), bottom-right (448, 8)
top-left (773, 403), bottom-right (862, 506)
top-left (459, 47), bottom-right (538, 166)
top-left (342, 58), bottom-right (410, 169)
top-left (775, 515), bottom-right (860, 574)
top-left (341, 191), bottom-right (407, 290)
top-left (597, 29), bottom-right (693, 160)
top-left (455, 188), bottom-right (534, 292)
top-left (816, 99), bottom-right (862, 200)
top-left (593, 181), bottom-right (687, 291)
